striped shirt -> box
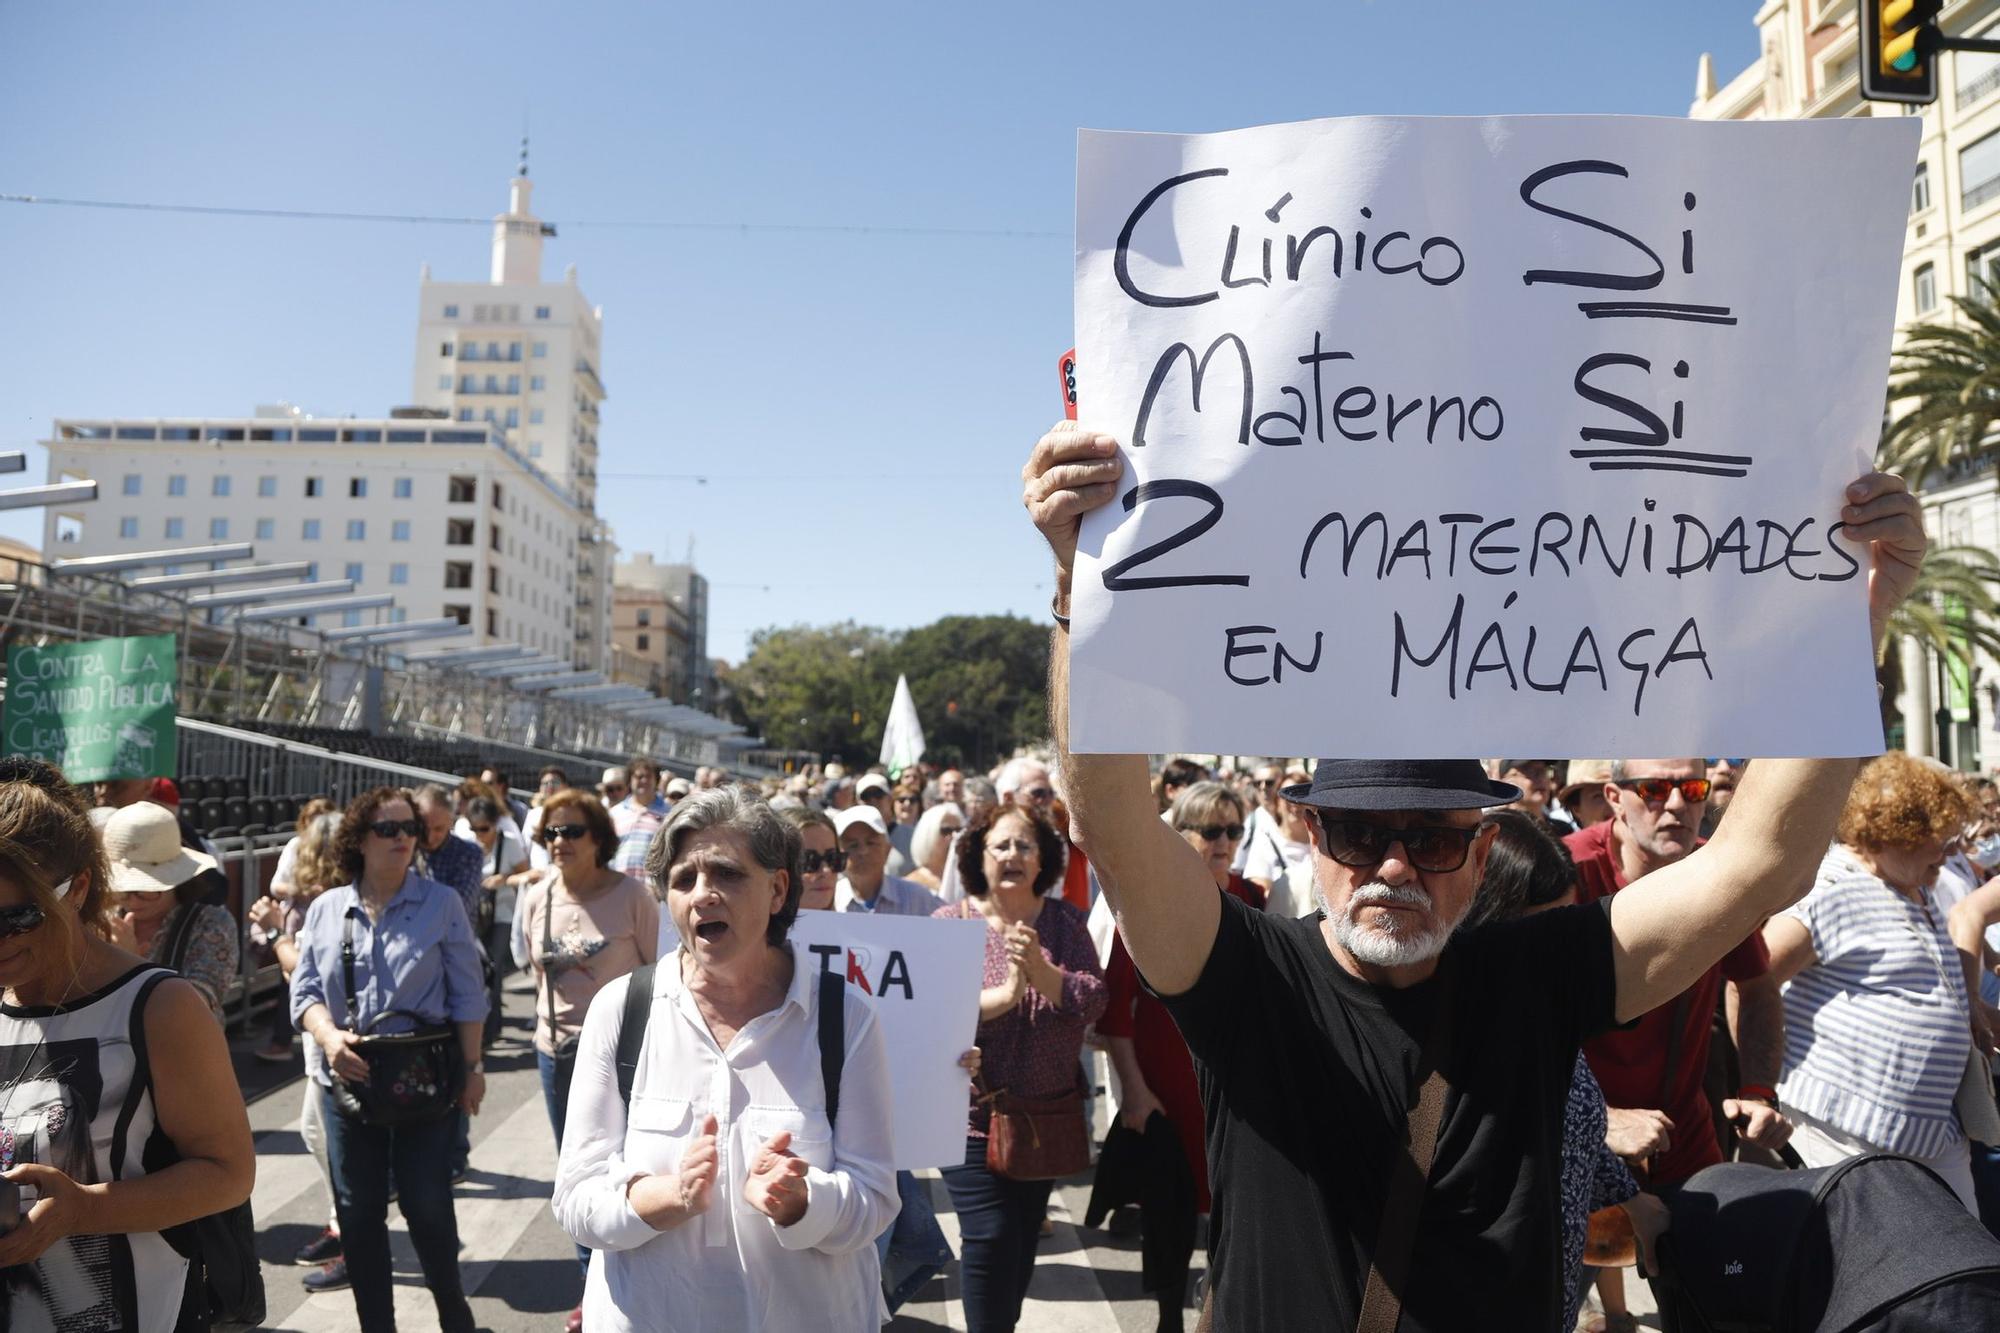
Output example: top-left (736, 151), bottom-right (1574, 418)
top-left (1777, 845), bottom-right (1971, 1158)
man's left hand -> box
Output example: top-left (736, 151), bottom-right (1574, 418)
top-left (1843, 471), bottom-right (1927, 646)
top-left (1723, 1097), bottom-right (1793, 1151)
top-left (0, 1164), bottom-right (90, 1269)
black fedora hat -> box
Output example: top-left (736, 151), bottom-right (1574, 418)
top-left (1281, 759), bottom-right (1520, 812)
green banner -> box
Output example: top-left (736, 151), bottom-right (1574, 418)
top-left (2, 634), bottom-right (178, 785)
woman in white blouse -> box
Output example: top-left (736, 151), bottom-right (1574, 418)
top-left (552, 787), bottom-right (899, 1332)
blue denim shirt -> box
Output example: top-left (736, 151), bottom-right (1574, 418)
top-left (290, 869), bottom-right (487, 1086)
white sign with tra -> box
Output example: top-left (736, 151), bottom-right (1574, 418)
top-left (1067, 114), bottom-right (1918, 759)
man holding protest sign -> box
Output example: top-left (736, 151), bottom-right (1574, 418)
top-left (1023, 418), bottom-right (1925, 1330)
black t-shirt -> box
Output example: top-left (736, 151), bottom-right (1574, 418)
top-left (1159, 889), bottom-right (1616, 1332)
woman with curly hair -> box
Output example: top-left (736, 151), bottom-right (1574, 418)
top-left (1762, 752), bottom-right (1985, 1209)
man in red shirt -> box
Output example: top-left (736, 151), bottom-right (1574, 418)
top-left (1565, 758), bottom-right (1793, 1185)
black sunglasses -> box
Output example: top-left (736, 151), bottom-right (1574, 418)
top-left (1615, 778), bottom-right (1712, 804)
top-left (801, 850), bottom-right (848, 874)
top-left (541, 823), bottom-right (591, 844)
top-left (0, 904), bottom-right (46, 939)
top-left (1178, 823), bottom-right (1245, 843)
top-left (1317, 814), bottom-right (1481, 873)
top-left (469, 824), bottom-right (494, 836)
top-left (369, 818), bottom-right (422, 839)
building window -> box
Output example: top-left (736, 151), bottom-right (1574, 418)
top-left (488, 566), bottom-right (501, 594)
top-left (458, 408), bottom-right (474, 423)
top-left (444, 604), bottom-right (470, 625)
top-left (445, 561), bottom-right (472, 588)
top-left (340, 610), bottom-right (362, 628)
top-left (637, 608), bottom-right (651, 626)
top-left (507, 342), bottom-right (521, 360)
top-left (532, 342), bottom-right (548, 358)
top-left (304, 562), bottom-right (318, 580)
top-left (1964, 129), bottom-right (2000, 212)
top-left (528, 442), bottom-right (543, 458)
top-left (1913, 162), bottom-right (1932, 215)
top-left (1970, 244), bottom-right (2000, 298)
top-left (255, 518), bottom-right (274, 540)
top-left (389, 563), bottom-right (408, 584)
top-left (446, 520), bottom-right (474, 546)
top-left (165, 518), bottom-right (184, 539)
top-left (345, 562), bottom-right (363, 583)
top-left (350, 478), bottom-right (367, 498)
top-left (213, 476), bottom-right (231, 497)
top-left (390, 607), bottom-right (407, 623)
top-left (210, 518), bottom-right (228, 539)
top-left (443, 305), bottom-right (459, 319)
top-left (448, 476), bottom-right (476, 503)
top-left (437, 374), bottom-right (452, 390)
top-left (530, 375), bottom-right (546, 391)
top-left (637, 633), bottom-right (650, 652)
top-left (346, 520), bottom-right (366, 541)
top-left (1915, 262), bottom-right (1938, 314)
top-left (119, 517), bottom-right (138, 539)
top-left (492, 483), bottom-right (505, 509)
top-left (385, 520), bottom-right (408, 544)
top-left (167, 475), bottom-right (186, 497)
top-left (303, 519), bottom-right (321, 540)
top-left (305, 476), bottom-right (323, 497)
top-left (393, 478), bottom-right (413, 499)
top-left (258, 476), bottom-right (276, 498)
top-left (490, 525), bottom-right (503, 552)
top-left (504, 408), bottom-right (520, 428)
top-left (535, 306), bottom-right (551, 320)
top-left (487, 609), bottom-right (499, 636)
top-left (122, 474), bottom-right (140, 496)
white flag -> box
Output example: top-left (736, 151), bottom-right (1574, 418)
top-left (879, 674), bottom-right (926, 775)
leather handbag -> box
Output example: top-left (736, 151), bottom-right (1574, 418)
top-left (330, 912), bottom-right (465, 1126)
top-left (979, 1077), bottom-right (1091, 1181)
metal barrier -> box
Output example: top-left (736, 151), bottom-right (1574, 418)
top-left (210, 829), bottom-right (293, 1035)
top-left (177, 716), bottom-right (463, 808)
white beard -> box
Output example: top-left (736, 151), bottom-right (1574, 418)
top-left (1326, 881), bottom-right (1463, 968)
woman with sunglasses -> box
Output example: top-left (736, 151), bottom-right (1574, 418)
top-left (1100, 782), bottom-right (1262, 1333)
top-left (780, 806), bottom-right (844, 910)
top-left (0, 758), bottom-right (254, 1332)
top-left (935, 802), bottom-right (1105, 1333)
top-left (290, 787), bottom-right (488, 1333)
top-left (515, 789), bottom-right (659, 1322)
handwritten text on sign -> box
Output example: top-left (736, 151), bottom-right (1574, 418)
top-left (1068, 116), bottom-right (1918, 759)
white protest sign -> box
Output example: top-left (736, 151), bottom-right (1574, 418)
top-left (1069, 115), bottom-right (1918, 759)
top-left (787, 912), bottom-right (987, 1169)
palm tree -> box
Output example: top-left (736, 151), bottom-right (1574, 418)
top-left (1882, 544), bottom-right (2000, 668)
top-left (1881, 285), bottom-right (2000, 476)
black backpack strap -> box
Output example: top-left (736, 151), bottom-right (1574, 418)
top-left (818, 970), bottom-right (844, 1132)
top-left (616, 964), bottom-right (656, 1107)
top-left (163, 903), bottom-right (202, 975)
top-left (111, 969), bottom-right (177, 1182)
top-left (340, 907), bottom-right (359, 1030)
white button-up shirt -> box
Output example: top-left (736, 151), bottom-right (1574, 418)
top-left (552, 942), bottom-right (899, 1332)
top-left (833, 873), bottom-right (944, 917)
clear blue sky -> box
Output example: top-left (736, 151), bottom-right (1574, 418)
top-left (0, 2), bottom-right (1761, 663)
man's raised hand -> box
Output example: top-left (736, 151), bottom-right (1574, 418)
top-left (1841, 471), bottom-right (1926, 648)
top-left (1023, 424), bottom-right (1123, 583)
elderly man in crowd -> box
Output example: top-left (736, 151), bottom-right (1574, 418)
top-left (833, 806), bottom-right (944, 916)
top-left (1022, 419), bottom-right (1924, 1330)
top-left (997, 756), bottom-right (1057, 816)
top-left (609, 756), bottom-right (669, 837)
top-left (855, 773), bottom-right (916, 876)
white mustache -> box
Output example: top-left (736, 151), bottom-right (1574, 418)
top-left (1349, 883), bottom-right (1431, 912)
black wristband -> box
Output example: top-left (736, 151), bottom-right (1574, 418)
top-left (1051, 592), bottom-right (1071, 629)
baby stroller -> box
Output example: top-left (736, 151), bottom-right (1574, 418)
top-left (1654, 1152), bottom-right (2000, 1332)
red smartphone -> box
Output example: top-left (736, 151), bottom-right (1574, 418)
top-left (1058, 348), bottom-right (1077, 420)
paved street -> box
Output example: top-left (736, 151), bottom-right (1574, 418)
top-left (237, 972), bottom-right (1190, 1333)
top-left (235, 972), bottom-right (1660, 1332)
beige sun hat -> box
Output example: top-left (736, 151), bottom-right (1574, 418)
top-left (1558, 760), bottom-right (1616, 803)
top-left (102, 801), bottom-right (217, 893)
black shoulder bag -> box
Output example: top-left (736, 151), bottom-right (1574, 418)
top-left (615, 963), bottom-right (845, 1128)
top-left (328, 908), bottom-right (465, 1126)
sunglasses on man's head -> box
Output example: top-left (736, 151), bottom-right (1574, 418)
top-left (369, 818), bottom-right (422, 839)
top-left (1178, 823), bottom-right (1245, 843)
top-left (1316, 815), bottom-right (1481, 873)
top-left (801, 850), bottom-right (847, 874)
top-left (1614, 778), bottom-right (1712, 804)
top-left (541, 823), bottom-right (591, 844)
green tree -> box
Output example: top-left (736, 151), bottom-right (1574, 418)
top-left (718, 614), bottom-right (1050, 770)
top-left (1880, 288), bottom-right (2000, 476)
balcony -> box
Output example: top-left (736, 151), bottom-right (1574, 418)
top-left (1963, 66), bottom-right (2000, 111)
top-left (1967, 173), bottom-right (2000, 214)
top-left (574, 358), bottom-right (605, 395)
top-left (459, 346), bottom-right (523, 363)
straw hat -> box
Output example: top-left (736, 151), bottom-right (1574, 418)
top-left (1558, 760), bottom-right (1616, 803)
top-left (102, 802), bottom-right (218, 894)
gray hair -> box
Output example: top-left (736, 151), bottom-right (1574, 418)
top-left (410, 783), bottom-right (454, 811)
top-left (1169, 780), bottom-right (1245, 830)
top-left (647, 786), bottom-right (803, 946)
top-left (963, 776), bottom-right (998, 804)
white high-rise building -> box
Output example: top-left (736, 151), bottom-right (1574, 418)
top-left (410, 170), bottom-right (615, 668)
top-left (42, 410), bottom-right (591, 660)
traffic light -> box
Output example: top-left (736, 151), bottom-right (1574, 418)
top-left (1862, 0), bottom-right (1942, 104)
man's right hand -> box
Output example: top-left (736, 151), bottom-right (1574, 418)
top-left (1022, 423), bottom-right (1124, 584)
top-left (1604, 1106), bottom-right (1674, 1164)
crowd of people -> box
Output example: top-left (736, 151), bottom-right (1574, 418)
top-left (0, 423), bottom-right (1992, 1331)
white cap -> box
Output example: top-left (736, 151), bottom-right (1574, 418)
top-left (833, 806), bottom-right (888, 838)
top-left (855, 773), bottom-right (893, 799)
